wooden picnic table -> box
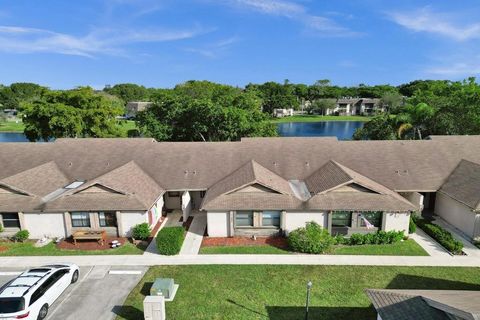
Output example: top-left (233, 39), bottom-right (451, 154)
top-left (72, 230), bottom-right (107, 246)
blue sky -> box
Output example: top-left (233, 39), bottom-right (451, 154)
top-left (0, 0), bottom-right (479, 89)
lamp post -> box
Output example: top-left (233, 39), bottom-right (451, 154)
top-left (305, 280), bottom-right (312, 320)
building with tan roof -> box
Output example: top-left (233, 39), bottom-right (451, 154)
top-left (0, 135), bottom-right (480, 240)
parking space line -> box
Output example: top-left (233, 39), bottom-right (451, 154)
top-left (108, 270), bottom-right (142, 275)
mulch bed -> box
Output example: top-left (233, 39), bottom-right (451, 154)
top-left (182, 216), bottom-right (194, 231)
top-left (0, 246), bottom-right (8, 253)
top-left (57, 237), bottom-right (128, 251)
top-left (149, 217), bottom-right (165, 238)
top-left (201, 236), bottom-right (288, 249)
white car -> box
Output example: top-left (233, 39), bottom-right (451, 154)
top-left (0, 264), bottom-right (79, 320)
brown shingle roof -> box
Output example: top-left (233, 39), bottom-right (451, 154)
top-left (44, 161), bottom-right (164, 211)
top-left (202, 160), bottom-right (294, 209)
top-left (366, 289), bottom-right (448, 320)
top-left (367, 289), bottom-right (480, 320)
top-left (1, 161), bottom-right (69, 197)
top-left (1, 136), bottom-right (480, 212)
top-left (439, 159), bottom-right (480, 211)
top-left (306, 160), bottom-right (416, 211)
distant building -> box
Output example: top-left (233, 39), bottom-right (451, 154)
top-left (326, 98), bottom-right (383, 116)
top-left (273, 108), bottom-right (294, 118)
top-left (125, 101), bottom-right (152, 118)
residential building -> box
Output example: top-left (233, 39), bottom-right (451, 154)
top-left (273, 108), bottom-right (294, 118)
top-left (125, 101), bottom-right (152, 118)
top-left (0, 135), bottom-right (479, 240)
top-left (325, 98), bottom-right (383, 116)
top-left (367, 289), bottom-right (480, 320)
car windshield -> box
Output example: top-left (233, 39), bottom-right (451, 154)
top-left (0, 297), bottom-right (25, 314)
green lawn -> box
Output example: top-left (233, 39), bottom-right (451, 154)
top-left (0, 119), bottom-right (138, 135)
top-left (199, 239), bottom-right (428, 256)
top-left (0, 120), bottom-right (25, 132)
top-left (271, 115), bottom-right (371, 123)
top-left (332, 239), bottom-right (428, 256)
top-left (0, 240), bottom-right (147, 256)
top-left (115, 265), bottom-right (480, 320)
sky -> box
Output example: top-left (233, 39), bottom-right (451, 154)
top-left (0, 0), bottom-right (479, 89)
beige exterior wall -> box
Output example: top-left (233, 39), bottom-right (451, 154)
top-left (120, 211), bottom-right (148, 237)
top-left (399, 192), bottom-right (424, 211)
top-left (207, 211), bottom-right (230, 237)
top-left (435, 192), bottom-right (479, 239)
top-left (182, 191), bottom-right (192, 221)
top-left (23, 212), bottom-right (67, 239)
top-left (382, 212), bottom-right (410, 233)
top-left (284, 211), bottom-right (327, 234)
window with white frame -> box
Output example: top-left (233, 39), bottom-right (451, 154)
top-left (71, 212), bottom-right (90, 228)
top-left (99, 212), bottom-right (117, 227)
top-left (262, 211), bottom-right (281, 227)
top-left (235, 211), bottom-right (253, 227)
top-left (0, 213), bottom-right (20, 228)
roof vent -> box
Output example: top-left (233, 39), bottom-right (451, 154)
top-left (68, 162), bottom-right (73, 167)
top-left (305, 161), bottom-right (310, 167)
top-left (273, 161), bottom-right (278, 166)
top-left (184, 170), bottom-right (188, 175)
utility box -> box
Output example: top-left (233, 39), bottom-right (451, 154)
top-left (144, 296), bottom-right (165, 320)
top-left (150, 278), bottom-right (175, 299)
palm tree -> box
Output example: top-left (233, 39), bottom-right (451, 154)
top-left (394, 103), bottom-right (436, 140)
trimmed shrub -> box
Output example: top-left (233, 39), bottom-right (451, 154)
top-left (132, 223), bottom-right (151, 241)
top-left (333, 234), bottom-right (347, 245)
top-left (336, 230), bottom-right (405, 246)
top-left (415, 219), bottom-right (463, 254)
top-left (0, 223), bottom-right (3, 233)
top-left (13, 230), bottom-right (29, 242)
top-left (156, 227), bottom-right (185, 255)
top-left (288, 222), bottom-right (334, 254)
top-left (409, 217), bottom-right (416, 234)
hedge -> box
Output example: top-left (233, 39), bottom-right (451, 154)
top-left (132, 223), bottom-right (151, 241)
top-left (288, 222), bottom-right (334, 254)
top-left (335, 230), bottom-right (405, 246)
top-left (415, 218), bottom-right (463, 254)
top-left (156, 227), bottom-right (185, 255)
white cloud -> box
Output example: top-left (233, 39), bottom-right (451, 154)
top-left (425, 59), bottom-right (480, 77)
top-left (185, 36), bottom-right (240, 58)
top-left (226, 0), bottom-right (358, 37)
top-left (388, 7), bottom-right (480, 41)
top-left (0, 25), bottom-right (210, 58)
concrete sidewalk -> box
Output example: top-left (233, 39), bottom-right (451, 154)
top-left (410, 229), bottom-right (451, 257)
top-left (179, 212), bottom-right (207, 255)
top-left (433, 217), bottom-right (480, 257)
top-left (0, 253), bottom-right (479, 268)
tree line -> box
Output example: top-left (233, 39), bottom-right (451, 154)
top-left (1, 78), bottom-right (480, 141)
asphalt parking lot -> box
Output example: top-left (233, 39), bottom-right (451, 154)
top-left (0, 265), bottom-right (146, 320)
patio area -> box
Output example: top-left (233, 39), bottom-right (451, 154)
top-left (57, 236), bottom-right (129, 251)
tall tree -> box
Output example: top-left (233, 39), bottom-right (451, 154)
top-left (137, 82), bottom-right (276, 141)
top-left (23, 87), bottom-right (124, 141)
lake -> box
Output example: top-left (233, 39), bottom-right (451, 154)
top-left (276, 121), bottom-right (364, 140)
top-left (0, 121), bottom-right (365, 142)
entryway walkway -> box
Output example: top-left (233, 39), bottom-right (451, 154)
top-left (410, 229), bottom-right (451, 257)
top-left (432, 216), bottom-right (480, 257)
top-left (179, 212), bottom-right (207, 255)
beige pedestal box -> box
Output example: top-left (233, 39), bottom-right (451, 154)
top-left (144, 296), bottom-right (166, 320)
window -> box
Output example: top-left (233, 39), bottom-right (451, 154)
top-left (71, 212), bottom-right (90, 228)
top-left (0, 213), bottom-right (20, 228)
top-left (262, 211), bottom-right (281, 227)
top-left (235, 211), bottom-right (253, 227)
top-left (168, 191), bottom-right (180, 197)
top-left (0, 297), bottom-right (25, 313)
top-left (99, 212), bottom-right (117, 227)
top-left (360, 211), bottom-right (382, 228)
top-left (332, 211), bottom-right (352, 227)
